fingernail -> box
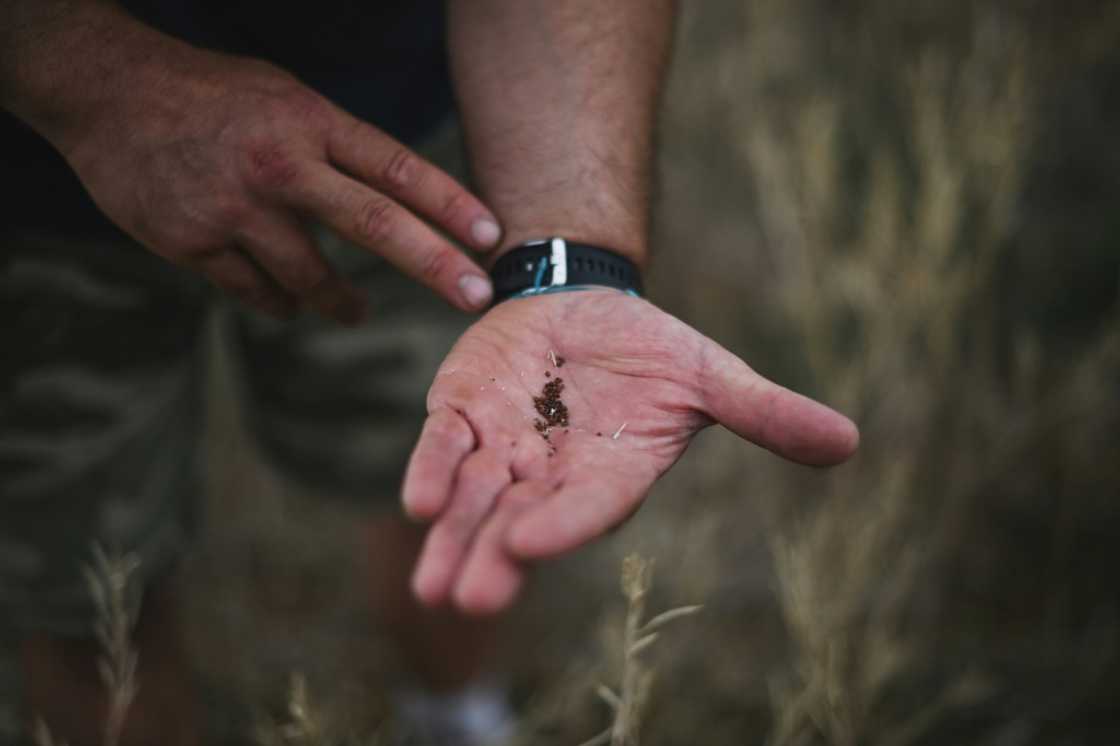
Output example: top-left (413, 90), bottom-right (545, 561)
top-left (458, 274), bottom-right (493, 309)
top-left (470, 217), bottom-right (501, 247)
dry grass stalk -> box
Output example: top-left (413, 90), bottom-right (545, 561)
top-left (578, 554), bottom-right (702, 746)
top-left (32, 717), bottom-right (68, 746)
top-left (35, 545), bottom-right (141, 746)
top-left (723, 2), bottom-right (1120, 744)
top-left (749, 17), bottom-right (1035, 745)
top-left (257, 673), bottom-right (325, 745)
top-left (254, 673), bottom-right (380, 746)
top-left (83, 545), bottom-right (142, 746)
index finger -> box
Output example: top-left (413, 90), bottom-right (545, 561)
top-left (402, 408), bottom-right (477, 521)
top-left (277, 163), bottom-right (495, 311)
top-left (328, 115), bottom-right (502, 252)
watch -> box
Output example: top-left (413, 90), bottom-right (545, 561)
top-left (489, 237), bottom-right (644, 303)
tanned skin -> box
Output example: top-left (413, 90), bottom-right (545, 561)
top-left (447, 0), bottom-right (676, 267)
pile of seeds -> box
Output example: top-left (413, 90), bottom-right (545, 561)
top-left (533, 375), bottom-right (570, 456)
top-left (532, 350), bottom-right (571, 455)
top-left (533, 376), bottom-right (569, 430)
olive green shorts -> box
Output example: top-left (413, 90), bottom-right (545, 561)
top-left (0, 126), bottom-right (471, 639)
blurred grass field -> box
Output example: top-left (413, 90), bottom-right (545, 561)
top-left (180, 1), bottom-right (1120, 744)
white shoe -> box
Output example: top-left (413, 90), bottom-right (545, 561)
top-left (392, 679), bottom-right (516, 746)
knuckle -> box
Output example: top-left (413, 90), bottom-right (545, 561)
top-left (439, 190), bottom-right (471, 226)
top-left (453, 482), bottom-right (493, 518)
top-left (431, 413), bottom-right (471, 448)
top-left (416, 246), bottom-right (455, 283)
top-left (175, 237), bottom-right (227, 267)
top-left (443, 512), bottom-right (476, 540)
top-left (184, 244), bottom-right (225, 265)
top-left (460, 451), bottom-right (504, 485)
top-left (460, 458), bottom-right (489, 484)
top-left (243, 142), bottom-right (302, 191)
top-left (212, 195), bottom-right (252, 230)
top-left (342, 119), bottom-right (379, 152)
top-left (356, 197), bottom-right (396, 244)
top-left (382, 147), bottom-right (420, 188)
top-left (281, 88), bottom-right (332, 130)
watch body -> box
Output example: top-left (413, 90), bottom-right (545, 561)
top-left (489, 238), bottom-right (643, 303)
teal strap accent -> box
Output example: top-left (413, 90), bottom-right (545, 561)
top-left (503, 256), bottom-right (641, 301)
top-left (511, 283), bottom-right (641, 300)
top-left (531, 257), bottom-right (549, 291)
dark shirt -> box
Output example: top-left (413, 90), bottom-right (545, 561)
top-left (1, 0), bottom-right (453, 236)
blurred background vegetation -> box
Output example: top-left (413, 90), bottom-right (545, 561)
top-left (182, 1), bottom-right (1120, 744)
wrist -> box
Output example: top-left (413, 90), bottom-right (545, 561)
top-left (1, 2), bottom-right (170, 155)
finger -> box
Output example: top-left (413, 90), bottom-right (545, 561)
top-left (412, 449), bottom-right (512, 607)
top-left (452, 481), bottom-right (546, 616)
top-left (700, 345), bottom-right (860, 466)
top-left (506, 473), bottom-right (643, 560)
top-left (277, 163), bottom-right (494, 311)
top-left (192, 248), bottom-right (296, 319)
top-left (327, 115), bottom-right (501, 251)
top-left (402, 408), bottom-right (476, 521)
top-left (510, 433), bottom-right (552, 483)
top-left (238, 211), bottom-right (366, 324)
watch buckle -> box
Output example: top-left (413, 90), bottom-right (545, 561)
top-left (549, 237), bottom-right (568, 287)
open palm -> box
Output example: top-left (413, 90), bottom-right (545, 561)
top-left (401, 290), bottom-right (858, 614)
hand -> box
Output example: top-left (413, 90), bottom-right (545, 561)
top-left (58, 31), bottom-right (501, 321)
top-left (401, 290), bottom-right (859, 614)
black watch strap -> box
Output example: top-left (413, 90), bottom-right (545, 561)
top-left (489, 238), bottom-right (643, 303)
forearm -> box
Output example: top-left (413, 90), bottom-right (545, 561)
top-left (0, 0), bottom-right (165, 153)
top-left (447, 0), bottom-right (676, 269)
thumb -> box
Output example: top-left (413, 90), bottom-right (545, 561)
top-left (699, 344), bottom-right (860, 466)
